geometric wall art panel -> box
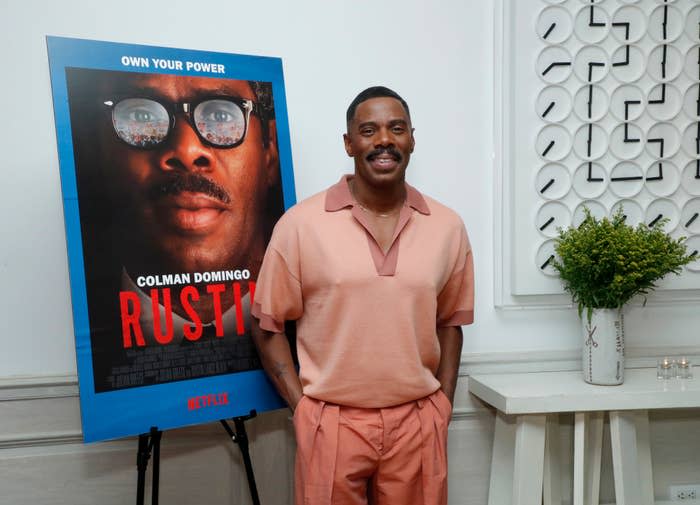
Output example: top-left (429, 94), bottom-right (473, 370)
top-left (500, 0), bottom-right (700, 299)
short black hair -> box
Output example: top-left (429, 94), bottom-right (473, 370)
top-left (346, 86), bottom-right (410, 126)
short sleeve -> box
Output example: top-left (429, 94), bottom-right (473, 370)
top-left (436, 224), bottom-right (474, 327)
top-left (251, 217), bottom-right (304, 333)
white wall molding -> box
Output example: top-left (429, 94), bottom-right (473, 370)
top-left (5, 341), bottom-right (699, 394)
top-left (0, 374), bottom-right (77, 401)
top-left (3, 344), bottom-right (700, 447)
top-left (461, 346), bottom-right (700, 375)
top-left (0, 432), bottom-right (83, 450)
top-left (5, 343), bottom-right (700, 398)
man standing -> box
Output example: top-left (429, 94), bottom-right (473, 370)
top-left (252, 86), bottom-right (474, 505)
top-left (66, 69), bottom-right (285, 391)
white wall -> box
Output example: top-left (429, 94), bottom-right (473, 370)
top-left (1, 0), bottom-right (503, 378)
top-left (7, 0), bottom-right (691, 380)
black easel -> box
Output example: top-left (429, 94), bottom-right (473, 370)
top-left (136, 426), bottom-right (162, 505)
top-left (220, 410), bottom-right (260, 505)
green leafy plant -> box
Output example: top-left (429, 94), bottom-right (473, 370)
top-left (551, 207), bottom-right (695, 321)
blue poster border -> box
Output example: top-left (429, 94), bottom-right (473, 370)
top-left (46, 36), bottom-right (296, 442)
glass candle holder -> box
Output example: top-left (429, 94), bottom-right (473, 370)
top-left (657, 357), bottom-right (676, 379)
top-left (677, 357), bottom-right (693, 379)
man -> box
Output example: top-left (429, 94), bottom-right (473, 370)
top-left (66, 68), bottom-right (285, 391)
top-left (252, 86), bottom-right (474, 505)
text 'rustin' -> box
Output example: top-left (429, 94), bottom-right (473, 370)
top-left (119, 281), bottom-right (255, 348)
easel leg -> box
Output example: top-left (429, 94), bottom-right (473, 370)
top-left (151, 428), bottom-right (162, 505)
top-left (135, 427), bottom-right (162, 505)
top-left (136, 434), bottom-right (148, 505)
top-left (221, 410), bottom-right (261, 505)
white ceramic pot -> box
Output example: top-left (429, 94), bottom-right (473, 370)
top-left (581, 308), bottom-right (625, 385)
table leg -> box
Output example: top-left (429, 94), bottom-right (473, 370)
top-left (609, 410), bottom-right (654, 505)
top-left (513, 414), bottom-right (547, 505)
top-left (635, 410), bottom-right (654, 505)
top-left (487, 412), bottom-right (546, 505)
top-left (573, 411), bottom-right (604, 505)
top-left (543, 414), bottom-right (562, 505)
top-left (488, 411), bottom-right (516, 505)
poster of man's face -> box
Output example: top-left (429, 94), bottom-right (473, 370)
top-left (48, 37), bottom-right (295, 441)
top-left (66, 68), bottom-right (285, 392)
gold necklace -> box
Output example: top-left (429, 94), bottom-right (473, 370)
top-left (349, 179), bottom-right (404, 218)
top-left (355, 201), bottom-right (401, 218)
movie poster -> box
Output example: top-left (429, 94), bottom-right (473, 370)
top-left (47, 37), bottom-right (296, 442)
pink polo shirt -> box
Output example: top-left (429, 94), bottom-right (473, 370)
top-left (252, 175), bottom-right (474, 407)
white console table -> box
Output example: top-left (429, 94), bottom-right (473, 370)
top-left (468, 369), bottom-right (700, 505)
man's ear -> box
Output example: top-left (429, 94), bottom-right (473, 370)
top-left (264, 119), bottom-right (280, 187)
top-left (343, 133), bottom-right (354, 157)
top-left (410, 127), bottom-right (416, 153)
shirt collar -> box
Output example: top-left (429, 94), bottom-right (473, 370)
top-left (324, 174), bottom-right (431, 215)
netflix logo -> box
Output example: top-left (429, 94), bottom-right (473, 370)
top-left (188, 392), bottom-right (229, 410)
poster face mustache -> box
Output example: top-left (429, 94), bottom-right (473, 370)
top-left (147, 173), bottom-right (231, 204)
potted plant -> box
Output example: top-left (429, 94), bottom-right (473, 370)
top-left (551, 208), bottom-right (694, 385)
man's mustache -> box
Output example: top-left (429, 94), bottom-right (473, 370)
top-left (148, 173), bottom-right (231, 204)
top-left (366, 147), bottom-right (402, 162)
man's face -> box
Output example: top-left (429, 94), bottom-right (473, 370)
top-left (343, 97), bottom-right (414, 189)
top-left (98, 73), bottom-right (278, 274)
